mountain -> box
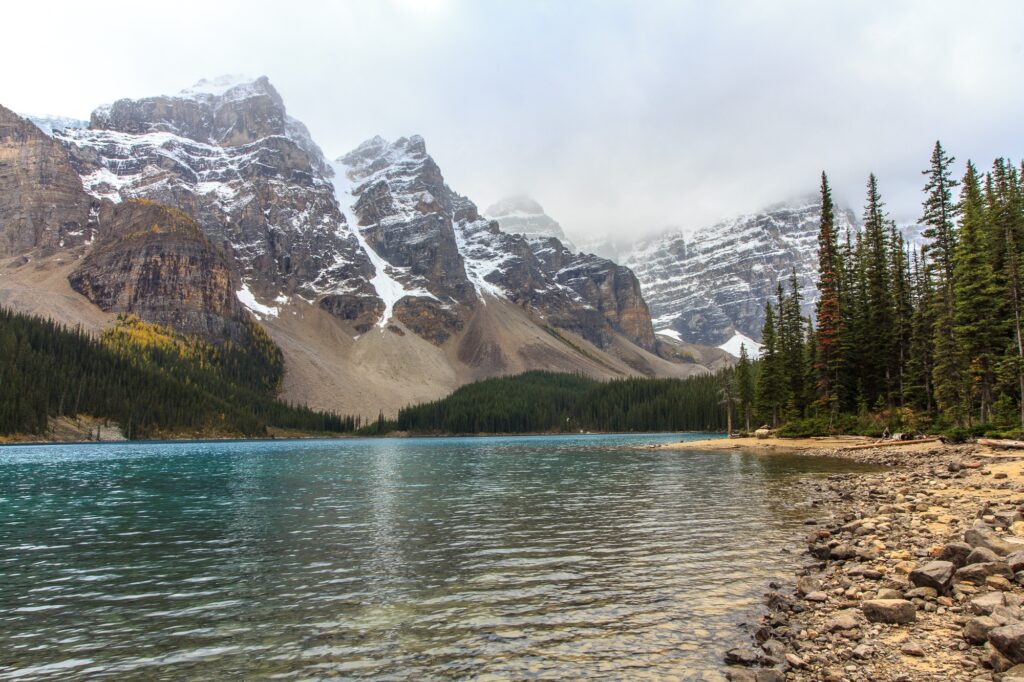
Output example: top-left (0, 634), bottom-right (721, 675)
top-left (484, 195), bottom-right (576, 250)
top-left (0, 76), bottom-right (720, 419)
top-left (621, 199), bottom-right (858, 348)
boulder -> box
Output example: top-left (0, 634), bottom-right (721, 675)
top-left (966, 546), bottom-right (1001, 565)
top-left (909, 561), bottom-right (955, 593)
top-left (964, 616), bottom-right (999, 645)
top-left (990, 622), bottom-right (1024, 664)
top-left (971, 592), bottom-right (1009, 616)
top-left (938, 541), bottom-right (973, 568)
top-left (965, 527), bottom-right (1024, 556)
top-left (862, 599), bottom-right (916, 624)
top-left (957, 562), bottom-right (1014, 584)
top-left (724, 647), bottom-right (761, 666)
top-left (1007, 551), bottom-right (1024, 574)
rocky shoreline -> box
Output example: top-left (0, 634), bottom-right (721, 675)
top-left (723, 441), bottom-right (1024, 682)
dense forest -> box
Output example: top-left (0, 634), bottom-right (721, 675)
top-left (744, 145), bottom-right (1024, 438)
top-left (396, 370), bottom-right (729, 433)
top-left (0, 309), bottom-right (358, 438)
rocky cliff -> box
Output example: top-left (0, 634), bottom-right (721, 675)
top-left (0, 75), bottom-right (721, 418)
top-left (621, 200), bottom-right (858, 347)
top-left (484, 195), bottom-right (576, 250)
top-left (0, 105), bottom-right (95, 256)
top-left (68, 200), bottom-right (251, 343)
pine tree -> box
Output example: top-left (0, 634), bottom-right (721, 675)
top-left (951, 160), bottom-right (1003, 423)
top-left (890, 228), bottom-right (914, 407)
top-left (859, 174), bottom-right (895, 407)
top-left (734, 343), bottom-right (754, 431)
top-left (756, 301), bottom-right (784, 426)
top-left (814, 172), bottom-right (844, 418)
top-left (920, 140), bottom-right (961, 300)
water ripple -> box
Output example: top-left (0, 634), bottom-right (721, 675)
top-left (0, 434), bottom-right (876, 680)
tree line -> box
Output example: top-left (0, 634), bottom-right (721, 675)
top-left (396, 370), bottom-right (731, 434)
top-left (0, 308), bottom-right (360, 438)
top-left (740, 144), bottom-right (1024, 436)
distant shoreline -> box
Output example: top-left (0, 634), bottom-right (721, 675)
top-left (0, 430), bottom-right (725, 447)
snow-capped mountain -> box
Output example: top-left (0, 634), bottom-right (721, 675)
top-left (26, 115), bottom-right (88, 137)
top-left (0, 76), bottom-right (715, 417)
top-left (484, 195), bottom-right (576, 251)
top-left (622, 199), bottom-right (858, 347)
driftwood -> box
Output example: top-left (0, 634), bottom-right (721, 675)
top-left (840, 437), bottom-right (942, 451)
top-left (977, 438), bottom-right (1024, 450)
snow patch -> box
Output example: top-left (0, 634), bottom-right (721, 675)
top-left (329, 160), bottom-right (435, 327)
top-left (179, 75), bottom-right (255, 98)
top-left (718, 332), bottom-right (762, 359)
top-left (236, 282), bottom-right (279, 318)
top-left (656, 329), bottom-right (683, 342)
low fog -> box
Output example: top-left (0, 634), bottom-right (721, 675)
top-left (5, 0), bottom-right (1024, 243)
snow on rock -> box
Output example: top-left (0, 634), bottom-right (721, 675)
top-left (329, 160), bottom-right (435, 327)
top-left (236, 281), bottom-right (279, 318)
top-left (624, 198), bottom-right (858, 346)
top-left (718, 332), bottom-right (762, 359)
top-left (484, 195), bottom-right (576, 251)
top-left (656, 329), bottom-right (684, 342)
top-left (24, 114), bottom-right (87, 137)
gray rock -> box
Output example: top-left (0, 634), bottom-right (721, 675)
top-left (990, 622), bottom-right (1024, 664)
top-left (938, 541), bottom-right (973, 568)
top-left (1008, 551), bottom-right (1024, 574)
top-left (724, 647), bottom-right (761, 666)
top-left (827, 609), bottom-right (862, 631)
top-left (804, 591), bottom-right (828, 602)
top-left (862, 599), bottom-right (916, 624)
top-left (971, 591), bottom-right (1009, 616)
top-left (957, 561), bottom-right (1014, 584)
top-left (910, 560), bottom-right (955, 593)
top-left (965, 527), bottom-right (1024, 556)
top-left (964, 616), bottom-right (999, 645)
top-left (966, 546), bottom-right (1001, 565)
top-left (795, 575), bottom-right (822, 597)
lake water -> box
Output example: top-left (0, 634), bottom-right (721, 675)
top-left (0, 434), bottom-right (875, 680)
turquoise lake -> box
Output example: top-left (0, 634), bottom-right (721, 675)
top-left (0, 434), bottom-right (874, 680)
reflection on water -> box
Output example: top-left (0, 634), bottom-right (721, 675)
top-left (0, 434), bottom-right (875, 680)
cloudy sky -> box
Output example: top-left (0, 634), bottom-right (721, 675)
top-left (5, 0), bottom-right (1023, 243)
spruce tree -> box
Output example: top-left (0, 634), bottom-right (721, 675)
top-left (756, 301), bottom-right (783, 426)
top-left (951, 160), bottom-right (1003, 423)
top-left (814, 172), bottom-right (844, 419)
top-left (920, 140), bottom-right (960, 300)
top-left (734, 343), bottom-right (754, 431)
top-left (861, 173), bottom-right (895, 407)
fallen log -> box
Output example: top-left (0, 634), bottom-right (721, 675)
top-left (840, 438), bottom-right (942, 451)
top-left (977, 438), bottom-right (1024, 450)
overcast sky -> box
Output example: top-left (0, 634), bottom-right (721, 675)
top-left (4, 0), bottom-right (1023, 243)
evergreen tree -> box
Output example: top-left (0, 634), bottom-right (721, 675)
top-left (814, 172), bottom-right (844, 418)
top-left (756, 301), bottom-right (784, 426)
top-left (734, 343), bottom-right (754, 431)
top-left (890, 228), bottom-right (914, 407)
top-left (861, 174), bottom-right (896, 407)
top-left (951, 160), bottom-right (1003, 423)
top-left (920, 140), bottom-right (960, 300)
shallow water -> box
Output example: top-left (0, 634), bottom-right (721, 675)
top-left (0, 433), bottom-right (875, 680)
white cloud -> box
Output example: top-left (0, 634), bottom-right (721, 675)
top-left (5, 0), bottom-right (1023, 243)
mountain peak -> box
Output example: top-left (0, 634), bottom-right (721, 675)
top-left (484, 194), bottom-right (573, 249)
top-left (179, 74), bottom-right (259, 97)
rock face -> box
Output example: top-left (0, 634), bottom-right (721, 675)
top-left (621, 200), bottom-right (858, 346)
top-left (0, 105), bottom-right (95, 256)
top-left (69, 200), bottom-right (250, 342)
top-left (0, 75), bottom-right (720, 417)
top-left (484, 195), bottom-right (575, 249)
top-left (56, 76), bottom-right (374, 304)
top-left (335, 134), bottom-right (656, 350)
